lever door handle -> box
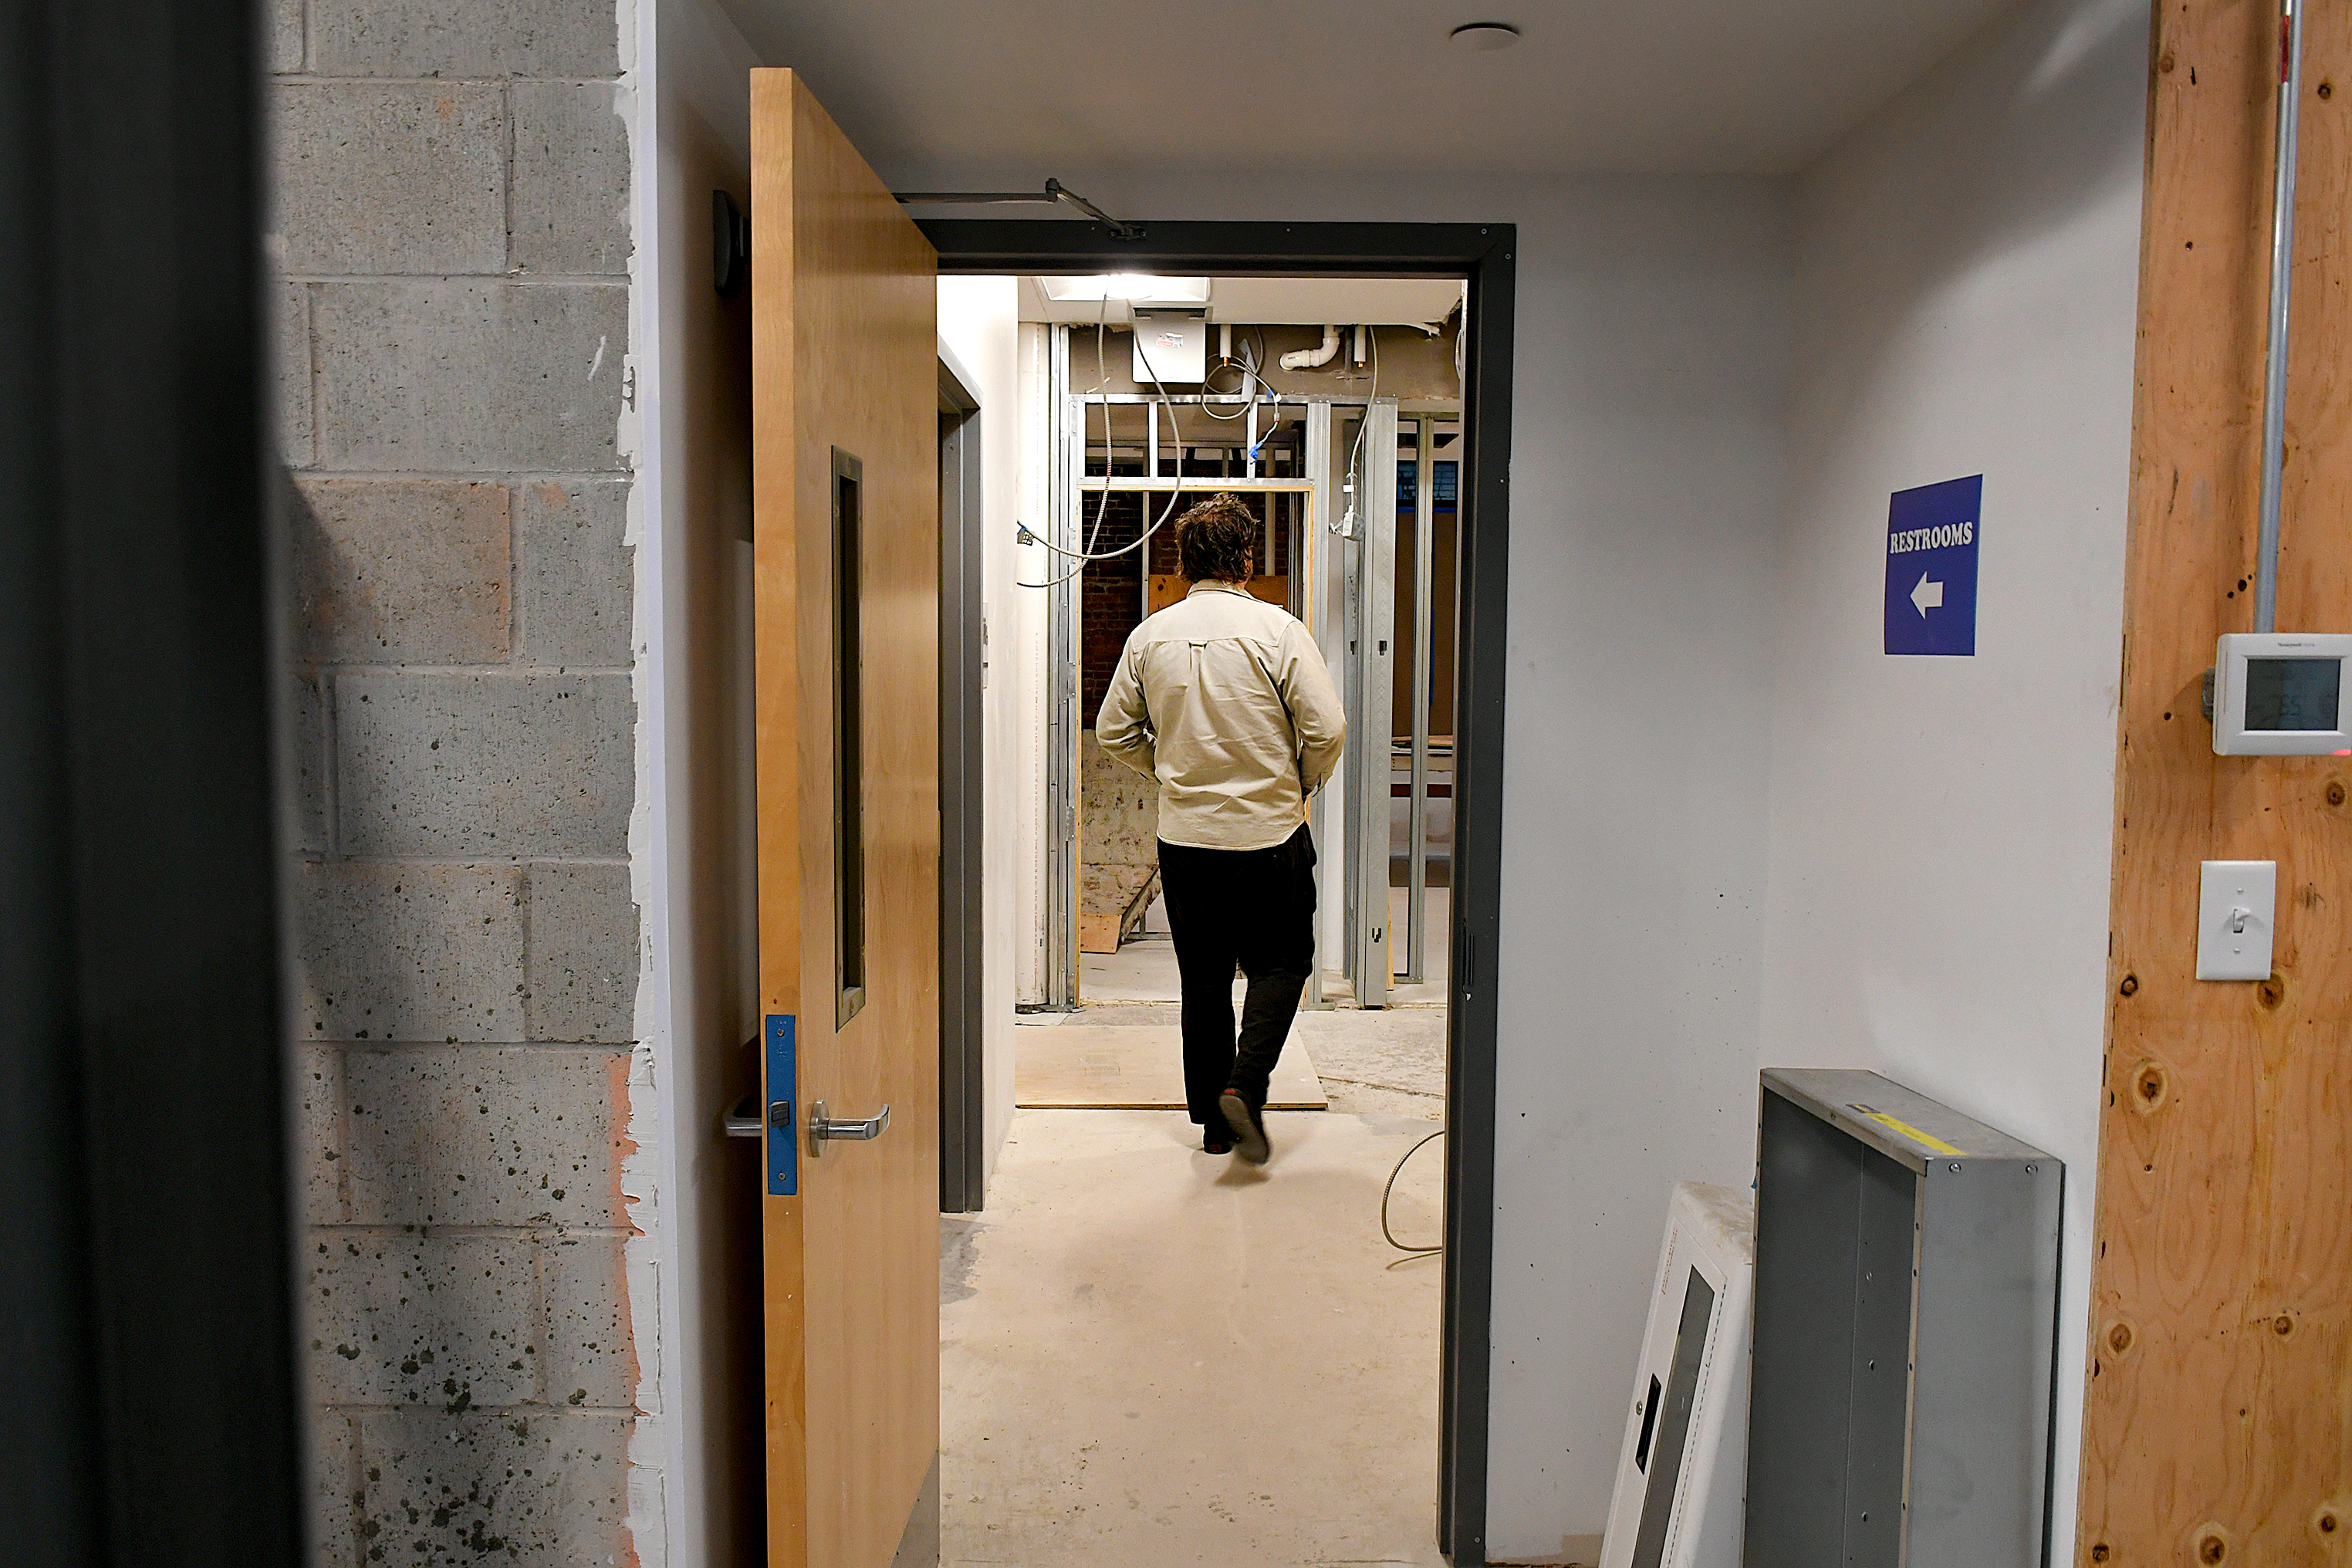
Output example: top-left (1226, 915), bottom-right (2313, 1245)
top-left (807, 1100), bottom-right (890, 1157)
top-left (723, 1092), bottom-right (762, 1139)
top-left (722, 1092), bottom-right (794, 1141)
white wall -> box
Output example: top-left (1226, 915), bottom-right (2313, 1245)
top-left (938, 277), bottom-right (1027, 1183)
top-left (1474, 179), bottom-right (1788, 1559)
top-left (1013, 323), bottom-right (1054, 1005)
top-left (1761, 0), bottom-right (2148, 1559)
top-left (640, 3), bottom-right (765, 1566)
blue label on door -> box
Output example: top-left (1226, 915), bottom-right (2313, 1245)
top-left (765, 1014), bottom-right (797, 1195)
top-left (1883, 475), bottom-right (1982, 657)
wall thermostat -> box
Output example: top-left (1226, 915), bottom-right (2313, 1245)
top-left (2208, 633), bottom-right (2352, 755)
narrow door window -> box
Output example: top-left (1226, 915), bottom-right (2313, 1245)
top-left (833, 448), bottom-right (867, 1026)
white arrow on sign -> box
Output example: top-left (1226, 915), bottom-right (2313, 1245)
top-left (1910, 572), bottom-right (1945, 617)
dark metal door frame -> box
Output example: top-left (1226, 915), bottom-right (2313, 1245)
top-left (937, 350), bottom-right (988, 1213)
top-left (921, 218), bottom-right (1513, 1566)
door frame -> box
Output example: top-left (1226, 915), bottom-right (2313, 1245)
top-left (921, 218), bottom-right (1513, 1566)
top-left (936, 346), bottom-right (987, 1214)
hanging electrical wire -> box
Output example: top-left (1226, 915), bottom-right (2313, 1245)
top-left (1196, 330), bottom-right (1282, 421)
top-left (1018, 299), bottom-right (1216, 588)
top-left (1336, 324), bottom-right (1381, 539)
top-left (1382, 1127), bottom-right (1445, 1254)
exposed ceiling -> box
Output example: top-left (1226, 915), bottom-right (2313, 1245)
top-left (715, 0), bottom-right (2017, 180)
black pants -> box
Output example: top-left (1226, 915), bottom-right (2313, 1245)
top-left (1156, 824), bottom-right (1318, 1126)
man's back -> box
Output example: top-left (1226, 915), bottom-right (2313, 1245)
top-left (1096, 580), bottom-right (1345, 851)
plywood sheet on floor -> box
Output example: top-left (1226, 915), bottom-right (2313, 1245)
top-left (941, 1109), bottom-right (1445, 1567)
top-left (1015, 1024), bottom-right (1327, 1110)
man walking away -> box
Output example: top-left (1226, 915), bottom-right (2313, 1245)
top-left (1097, 493), bottom-right (1345, 1164)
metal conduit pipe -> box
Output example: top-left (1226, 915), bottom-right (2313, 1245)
top-left (1279, 324), bottom-right (1342, 371)
top-left (2255, 0), bottom-right (2306, 634)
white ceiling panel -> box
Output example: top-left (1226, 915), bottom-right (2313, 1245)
top-left (715, 0), bottom-right (2016, 179)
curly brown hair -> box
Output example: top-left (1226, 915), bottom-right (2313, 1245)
top-left (1174, 492), bottom-right (1258, 583)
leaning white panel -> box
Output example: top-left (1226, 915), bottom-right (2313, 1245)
top-left (1599, 1181), bottom-right (1755, 1568)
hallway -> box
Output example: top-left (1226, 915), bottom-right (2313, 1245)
top-left (941, 1109), bottom-right (1448, 1566)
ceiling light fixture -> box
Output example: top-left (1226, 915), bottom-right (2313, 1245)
top-left (1448, 22), bottom-right (1520, 51)
top-left (1037, 275), bottom-right (1210, 305)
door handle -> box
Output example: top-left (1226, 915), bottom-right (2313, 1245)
top-left (722, 1092), bottom-right (795, 1141)
top-left (723, 1092), bottom-right (762, 1139)
top-left (807, 1100), bottom-right (890, 1157)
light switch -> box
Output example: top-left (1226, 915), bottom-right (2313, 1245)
top-left (2196, 860), bottom-right (2276, 982)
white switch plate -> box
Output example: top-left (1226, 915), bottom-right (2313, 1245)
top-left (2196, 860), bottom-right (2276, 981)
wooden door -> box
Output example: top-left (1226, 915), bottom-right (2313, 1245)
top-left (751, 70), bottom-right (940, 1568)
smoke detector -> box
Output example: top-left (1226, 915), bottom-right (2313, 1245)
top-left (1449, 22), bottom-right (1520, 51)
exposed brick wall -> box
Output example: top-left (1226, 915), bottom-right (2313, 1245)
top-left (1080, 491), bottom-right (1145, 717)
top-left (268, 4), bottom-right (641, 1565)
top-left (1083, 484), bottom-right (1293, 716)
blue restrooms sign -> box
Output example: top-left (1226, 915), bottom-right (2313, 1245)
top-left (1884, 475), bottom-right (1982, 657)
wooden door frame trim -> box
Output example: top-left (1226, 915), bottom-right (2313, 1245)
top-left (920, 218), bottom-right (1514, 1567)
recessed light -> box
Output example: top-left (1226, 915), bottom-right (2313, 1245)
top-left (1449, 22), bottom-right (1520, 52)
top-left (1038, 275), bottom-right (1210, 305)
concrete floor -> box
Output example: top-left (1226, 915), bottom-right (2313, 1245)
top-left (941, 1109), bottom-right (1448, 1566)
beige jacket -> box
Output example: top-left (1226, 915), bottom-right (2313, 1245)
top-left (1096, 580), bottom-right (1347, 851)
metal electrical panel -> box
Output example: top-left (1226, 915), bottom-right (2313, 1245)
top-left (1745, 1069), bottom-right (2062, 1568)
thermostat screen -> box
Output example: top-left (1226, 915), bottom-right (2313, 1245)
top-left (2244, 657), bottom-right (2341, 731)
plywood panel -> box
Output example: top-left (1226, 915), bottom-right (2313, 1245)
top-left (1146, 573), bottom-right (1288, 614)
top-left (2080, 4), bottom-right (2352, 1561)
top-left (752, 69), bottom-right (939, 1568)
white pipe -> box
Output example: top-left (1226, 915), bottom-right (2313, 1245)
top-left (1352, 324), bottom-right (1367, 367)
top-left (1279, 325), bottom-right (1341, 371)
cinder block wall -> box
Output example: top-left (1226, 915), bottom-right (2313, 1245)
top-left (268, 4), bottom-right (644, 1563)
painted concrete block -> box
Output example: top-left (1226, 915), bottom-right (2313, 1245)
top-left (309, 1411), bottom-right (360, 1568)
top-left (272, 83), bottom-right (505, 276)
top-left (509, 81), bottom-right (630, 275)
top-left (289, 670), bottom-right (330, 856)
top-left (515, 480), bottom-right (632, 669)
top-left (342, 1045), bottom-right (625, 1226)
top-left (353, 1409), bottom-right (633, 1567)
top-left (524, 862), bottom-right (637, 1043)
top-left (291, 478), bottom-right (512, 664)
top-left (336, 670), bottom-right (634, 859)
top-left (305, 1232), bottom-right (538, 1407)
top-left (277, 281), bottom-right (313, 468)
top-left (296, 1045), bottom-right (347, 1225)
top-left (269, 0), bottom-right (305, 74)
top-left (292, 860), bottom-right (525, 1043)
top-left (309, 0), bottom-right (620, 79)
top-left (313, 280), bottom-right (627, 473)
top-left (540, 1233), bottom-right (634, 1408)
